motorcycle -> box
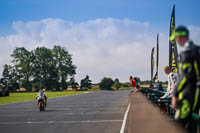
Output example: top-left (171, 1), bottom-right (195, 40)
top-left (38, 98), bottom-right (46, 111)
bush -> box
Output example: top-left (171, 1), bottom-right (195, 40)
top-left (113, 78), bottom-right (121, 90)
top-left (80, 75), bottom-right (92, 90)
top-left (99, 77), bottom-right (114, 90)
top-left (121, 82), bottom-right (130, 87)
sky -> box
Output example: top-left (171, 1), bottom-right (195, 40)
top-left (0, 0), bottom-right (200, 83)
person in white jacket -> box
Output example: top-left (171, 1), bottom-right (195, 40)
top-left (36, 89), bottom-right (48, 106)
top-left (159, 66), bottom-right (178, 99)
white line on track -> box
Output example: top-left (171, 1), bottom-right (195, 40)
top-left (0, 120), bottom-right (123, 125)
top-left (120, 102), bottom-right (130, 133)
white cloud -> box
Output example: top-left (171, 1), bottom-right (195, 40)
top-left (188, 25), bottom-right (200, 44)
top-left (0, 18), bottom-right (200, 83)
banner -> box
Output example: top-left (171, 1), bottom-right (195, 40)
top-left (169, 5), bottom-right (178, 73)
top-left (153, 34), bottom-right (159, 81)
top-left (151, 47), bottom-right (155, 83)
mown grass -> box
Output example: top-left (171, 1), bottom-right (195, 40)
top-left (0, 91), bottom-right (88, 105)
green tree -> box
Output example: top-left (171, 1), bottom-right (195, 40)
top-left (99, 77), bottom-right (114, 90)
top-left (113, 78), bottom-right (121, 90)
top-left (0, 64), bottom-right (19, 93)
top-left (69, 77), bottom-right (78, 90)
top-left (52, 46), bottom-right (76, 90)
top-left (3, 45), bottom-right (77, 92)
top-left (32, 47), bottom-right (56, 90)
top-left (80, 75), bottom-right (92, 90)
top-left (121, 82), bottom-right (130, 87)
top-left (0, 65), bottom-right (12, 90)
top-left (11, 47), bottom-right (33, 91)
top-left (7, 66), bottom-right (20, 92)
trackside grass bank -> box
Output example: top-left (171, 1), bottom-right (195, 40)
top-left (0, 91), bottom-right (88, 105)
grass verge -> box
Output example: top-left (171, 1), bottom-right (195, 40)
top-left (0, 91), bottom-right (88, 105)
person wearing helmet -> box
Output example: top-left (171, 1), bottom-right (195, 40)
top-left (170, 26), bottom-right (200, 131)
top-left (36, 89), bottom-right (48, 107)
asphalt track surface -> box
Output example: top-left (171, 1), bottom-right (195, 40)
top-left (0, 90), bottom-right (130, 133)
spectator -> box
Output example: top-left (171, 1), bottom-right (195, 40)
top-left (156, 80), bottom-right (164, 92)
top-left (129, 76), bottom-right (137, 92)
top-left (134, 77), bottom-right (140, 91)
top-left (159, 66), bottom-right (178, 99)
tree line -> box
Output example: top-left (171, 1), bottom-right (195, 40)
top-left (0, 46), bottom-right (76, 92)
top-left (140, 80), bottom-right (168, 85)
top-left (0, 44), bottom-right (141, 92)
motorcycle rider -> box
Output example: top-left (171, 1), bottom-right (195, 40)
top-left (36, 89), bottom-right (48, 107)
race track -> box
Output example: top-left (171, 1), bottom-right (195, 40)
top-left (0, 90), bottom-right (130, 133)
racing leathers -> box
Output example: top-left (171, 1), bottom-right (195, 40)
top-left (36, 91), bottom-right (48, 106)
top-left (173, 41), bottom-right (200, 126)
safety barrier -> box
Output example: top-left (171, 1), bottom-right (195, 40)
top-left (140, 88), bottom-right (175, 117)
top-left (140, 87), bottom-right (199, 133)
